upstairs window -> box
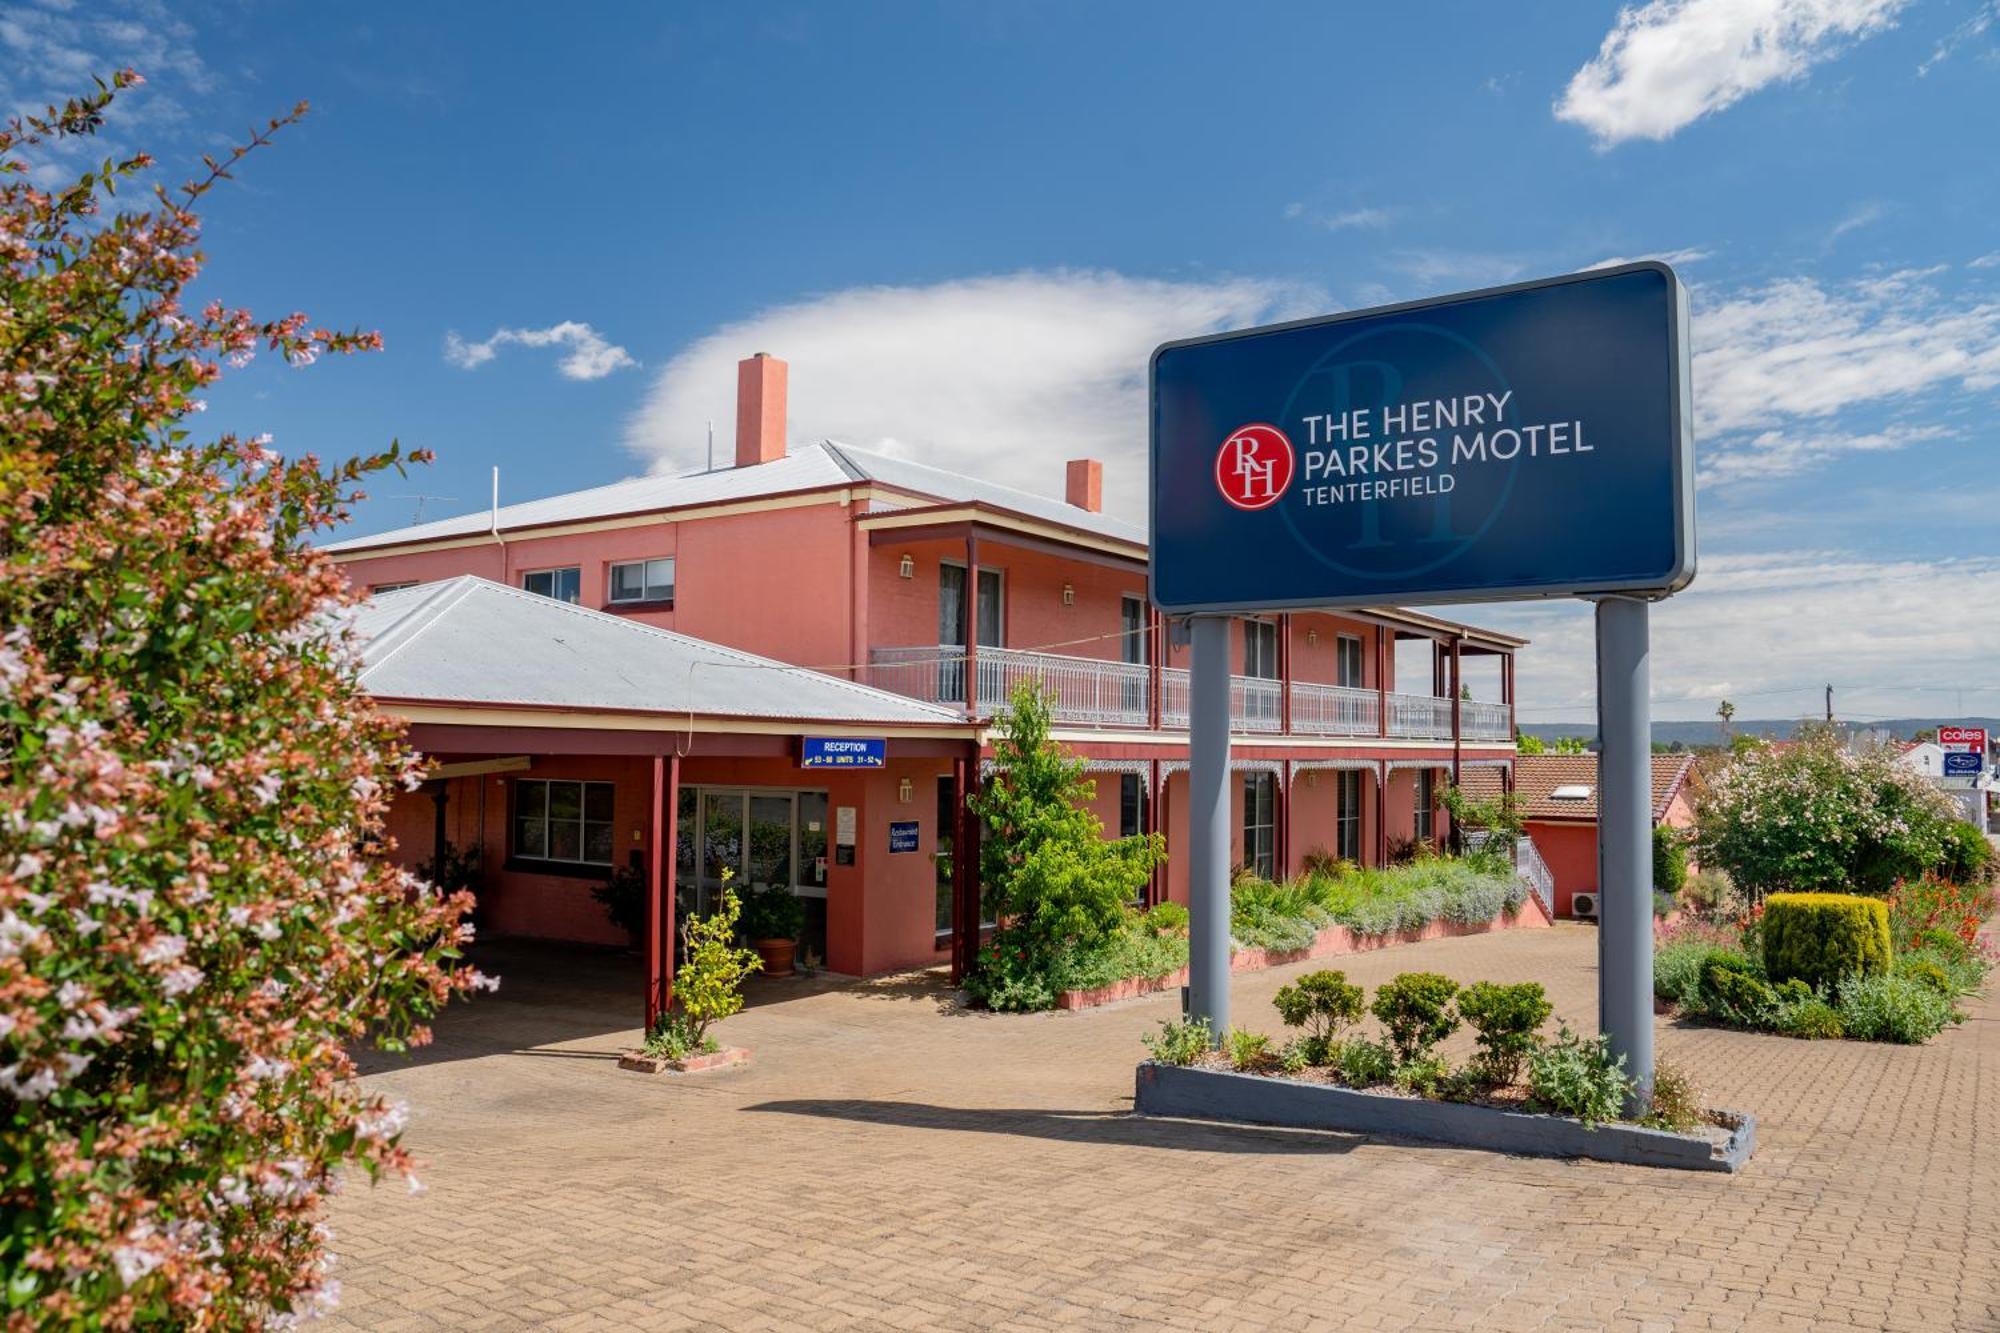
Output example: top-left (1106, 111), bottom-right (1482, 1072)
top-left (1243, 619), bottom-right (1279, 680)
top-left (1336, 633), bottom-right (1365, 688)
top-left (609, 557), bottom-right (675, 605)
top-left (523, 567), bottom-right (581, 604)
top-left (370, 580), bottom-right (418, 594)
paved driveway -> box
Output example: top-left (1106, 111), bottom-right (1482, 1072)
top-left (328, 924), bottom-right (2000, 1331)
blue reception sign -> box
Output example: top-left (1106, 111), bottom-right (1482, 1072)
top-left (800, 737), bottom-right (887, 769)
top-left (1150, 263), bottom-right (1694, 613)
top-left (1944, 751), bottom-right (1983, 777)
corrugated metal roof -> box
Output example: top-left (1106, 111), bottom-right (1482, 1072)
top-left (321, 440), bottom-right (1140, 552)
top-left (346, 575), bottom-right (970, 727)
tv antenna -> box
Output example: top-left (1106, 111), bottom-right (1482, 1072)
top-left (386, 494), bottom-right (457, 523)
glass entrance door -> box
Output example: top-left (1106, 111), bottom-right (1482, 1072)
top-left (696, 790), bottom-right (744, 918)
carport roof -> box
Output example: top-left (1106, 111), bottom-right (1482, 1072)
top-left (346, 575), bottom-right (970, 728)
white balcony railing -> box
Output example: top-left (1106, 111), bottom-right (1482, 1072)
top-left (1289, 681), bottom-right (1381, 737)
top-left (1386, 691), bottom-right (1456, 740)
top-left (1159, 668), bottom-right (1283, 733)
top-left (867, 645), bottom-right (1150, 727)
top-left (1463, 698), bottom-right (1512, 742)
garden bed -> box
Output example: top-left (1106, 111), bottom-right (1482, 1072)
top-left (1055, 894), bottom-right (1550, 1011)
top-left (617, 1045), bottom-right (751, 1075)
top-left (1133, 1061), bottom-right (1755, 1172)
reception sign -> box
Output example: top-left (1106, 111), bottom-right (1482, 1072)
top-left (800, 737), bottom-right (887, 769)
top-left (1150, 263), bottom-right (1694, 613)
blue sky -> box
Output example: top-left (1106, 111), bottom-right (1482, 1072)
top-left (7, 0), bottom-right (1999, 725)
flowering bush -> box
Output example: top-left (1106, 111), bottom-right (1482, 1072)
top-left (0, 79), bottom-right (479, 1324)
top-left (1695, 729), bottom-right (1966, 897)
top-left (1886, 871), bottom-right (1996, 952)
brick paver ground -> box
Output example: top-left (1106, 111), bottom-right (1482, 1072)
top-left (327, 923), bottom-right (2000, 1331)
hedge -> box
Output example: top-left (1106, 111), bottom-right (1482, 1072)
top-left (1761, 892), bottom-right (1890, 992)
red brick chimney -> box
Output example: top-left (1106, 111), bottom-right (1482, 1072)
top-left (736, 352), bottom-right (787, 467)
top-left (1065, 458), bottom-right (1103, 512)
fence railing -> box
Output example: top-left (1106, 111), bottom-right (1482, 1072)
top-left (1289, 681), bottom-right (1381, 737)
top-left (1464, 829), bottom-right (1556, 919)
top-left (868, 645), bottom-right (1510, 744)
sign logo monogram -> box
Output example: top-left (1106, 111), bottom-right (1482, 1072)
top-left (1215, 423), bottom-right (1295, 511)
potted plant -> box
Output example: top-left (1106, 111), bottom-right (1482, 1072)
top-left (738, 883), bottom-right (806, 976)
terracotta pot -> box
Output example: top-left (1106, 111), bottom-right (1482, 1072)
top-left (755, 938), bottom-right (796, 977)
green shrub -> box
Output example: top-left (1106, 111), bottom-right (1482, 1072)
top-left (1680, 867), bottom-right (1742, 918)
top-left (1370, 972), bottom-right (1462, 1063)
top-left (1527, 1025), bottom-right (1631, 1126)
top-left (1392, 1055), bottom-right (1451, 1097)
top-left (1897, 946), bottom-right (1983, 997)
top-left (1142, 900), bottom-right (1189, 935)
top-left (1835, 974), bottom-right (1954, 1044)
top-left (1455, 981), bottom-right (1553, 1085)
top-left (1938, 820), bottom-right (1996, 886)
top-left (1697, 958), bottom-right (1777, 1028)
top-left (1654, 941), bottom-right (1754, 1007)
top-left (1774, 997), bottom-right (1845, 1040)
top-left (1336, 1038), bottom-right (1396, 1087)
top-left (1761, 892), bottom-right (1890, 991)
top-left (1273, 969), bottom-right (1366, 1048)
top-left (1224, 1027), bottom-right (1275, 1072)
top-left (673, 886), bottom-right (764, 1045)
top-left (1896, 957), bottom-right (1955, 998)
top-left (640, 1010), bottom-right (715, 1060)
top-left (1142, 1018), bottom-right (1213, 1066)
top-left (737, 882), bottom-right (807, 942)
top-left (1642, 1058), bottom-right (1704, 1133)
top-left (1653, 822), bottom-right (1689, 896)
top-left (1279, 1039), bottom-right (1313, 1074)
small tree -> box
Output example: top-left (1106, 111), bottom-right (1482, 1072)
top-left (969, 681), bottom-right (1161, 976)
top-left (1, 79), bottom-right (477, 1323)
top-left (670, 886), bottom-right (762, 1047)
top-left (1653, 823), bottom-right (1689, 897)
top-left (1441, 783), bottom-right (1524, 860)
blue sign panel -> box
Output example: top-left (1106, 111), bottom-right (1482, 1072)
top-left (888, 820), bottom-right (920, 853)
top-left (1944, 751), bottom-right (1983, 776)
top-left (1150, 263), bottom-right (1694, 612)
top-left (800, 737), bottom-right (887, 769)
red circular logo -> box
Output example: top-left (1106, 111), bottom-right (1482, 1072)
top-left (1215, 423), bottom-right (1295, 511)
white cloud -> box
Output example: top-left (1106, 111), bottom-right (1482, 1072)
top-left (1970, 251), bottom-right (2000, 269)
top-left (1285, 203), bottom-right (1397, 231)
top-left (1691, 271), bottom-right (2000, 451)
top-left (1384, 249), bottom-right (1527, 291)
top-left (443, 321), bottom-right (637, 381)
top-left (1824, 199), bottom-right (1887, 249)
top-left (623, 270), bottom-right (1315, 520)
top-left (1579, 246), bottom-right (1712, 271)
top-left (1555, 0), bottom-right (1908, 146)
top-left (1471, 550), bottom-right (2000, 721)
top-left (1918, 1), bottom-right (1996, 75)
top-left (1699, 424), bottom-right (1951, 484)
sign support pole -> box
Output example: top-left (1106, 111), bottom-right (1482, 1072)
top-left (1594, 595), bottom-right (1654, 1111)
top-left (1187, 614), bottom-right (1232, 1044)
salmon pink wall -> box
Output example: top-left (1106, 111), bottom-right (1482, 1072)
top-left (1528, 820), bottom-right (1598, 918)
top-left (1287, 615), bottom-right (1382, 687)
top-left (866, 538), bottom-right (1146, 658)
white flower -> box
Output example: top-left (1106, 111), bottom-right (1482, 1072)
top-left (111, 1244), bottom-right (163, 1287)
top-left (0, 1062), bottom-right (57, 1101)
top-left (467, 970), bottom-right (501, 994)
top-left (354, 1099), bottom-right (410, 1142)
top-left (139, 934), bottom-right (187, 966)
top-left (162, 965), bottom-right (203, 997)
top-left (0, 911), bottom-right (44, 960)
top-left (242, 1054), bottom-right (290, 1082)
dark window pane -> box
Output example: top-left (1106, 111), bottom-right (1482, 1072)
top-left (583, 783), bottom-right (614, 822)
top-left (584, 821), bottom-right (614, 865)
top-left (548, 782), bottom-right (582, 822)
top-left (517, 780), bottom-right (546, 821)
top-left (515, 815), bottom-right (546, 859)
top-left (549, 819), bottom-right (582, 862)
top-left (610, 562), bottom-right (646, 601)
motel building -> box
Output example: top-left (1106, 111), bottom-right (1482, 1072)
top-left (331, 353), bottom-right (1525, 1009)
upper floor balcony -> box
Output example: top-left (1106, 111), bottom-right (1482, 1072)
top-left (865, 644), bottom-right (1512, 743)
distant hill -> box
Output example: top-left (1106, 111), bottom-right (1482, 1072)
top-left (1518, 717), bottom-right (2000, 749)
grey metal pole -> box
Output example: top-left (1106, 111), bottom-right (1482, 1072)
top-left (1187, 614), bottom-right (1232, 1043)
top-left (1594, 596), bottom-right (1654, 1110)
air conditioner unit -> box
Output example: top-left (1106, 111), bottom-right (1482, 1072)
top-left (1570, 892), bottom-right (1599, 919)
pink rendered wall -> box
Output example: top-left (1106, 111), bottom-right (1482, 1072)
top-left (1288, 776), bottom-right (1340, 872)
top-left (866, 538), bottom-right (1146, 658)
top-left (1528, 821), bottom-right (1598, 918)
top-left (1287, 614), bottom-right (1384, 687)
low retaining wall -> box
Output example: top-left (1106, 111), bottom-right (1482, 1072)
top-left (1056, 894), bottom-right (1552, 1011)
top-left (1134, 1061), bottom-right (1756, 1173)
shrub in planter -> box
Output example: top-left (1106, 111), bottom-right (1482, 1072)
top-left (1225, 1027), bottom-right (1276, 1073)
top-left (1273, 969), bottom-right (1365, 1064)
top-left (1456, 981), bottom-right (1553, 1086)
top-left (1335, 1038), bottom-right (1396, 1087)
top-left (1527, 1025), bottom-right (1631, 1125)
top-left (640, 1010), bottom-right (714, 1061)
top-left (1392, 1055), bottom-right (1452, 1098)
top-left (1761, 892), bottom-right (1890, 992)
top-left (1835, 974), bottom-right (1954, 1044)
top-left (1142, 1018), bottom-right (1212, 1066)
top-left (1642, 1059), bottom-right (1704, 1133)
top-left (1370, 972), bottom-right (1462, 1064)
top-left (1141, 900), bottom-right (1189, 936)
top-left (673, 889), bottom-right (762, 1047)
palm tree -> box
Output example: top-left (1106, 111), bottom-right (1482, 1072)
top-left (1717, 698), bottom-right (1736, 746)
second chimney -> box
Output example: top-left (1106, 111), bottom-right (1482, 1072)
top-left (736, 352), bottom-right (788, 467)
top-left (1065, 458), bottom-right (1103, 512)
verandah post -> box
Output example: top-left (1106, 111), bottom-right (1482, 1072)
top-left (1186, 614), bottom-right (1232, 1043)
top-left (1594, 595), bottom-right (1654, 1111)
top-left (645, 755), bottom-right (664, 1032)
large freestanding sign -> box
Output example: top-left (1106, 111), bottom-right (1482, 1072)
top-left (1150, 264), bottom-right (1694, 1107)
top-left (1152, 263), bottom-right (1693, 612)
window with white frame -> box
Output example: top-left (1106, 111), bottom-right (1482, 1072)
top-left (1336, 769), bottom-right (1362, 862)
top-left (1414, 769), bottom-right (1436, 845)
top-left (370, 580), bottom-right (418, 594)
top-left (514, 779), bottom-right (615, 866)
top-left (608, 557), bottom-right (675, 604)
top-left (523, 566), bottom-right (581, 604)
top-left (1336, 633), bottom-right (1364, 688)
top-left (1243, 619), bottom-right (1279, 680)
top-left (1242, 771), bottom-right (1277, 879)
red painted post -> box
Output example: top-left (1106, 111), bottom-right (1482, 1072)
top-left (1147, 607), bottom-right (1163, 732)
top-left (1279, 760), bottom-right (1291, 880)
top-left (951, 751), bottom-right (970, 982)
top-left (663, 753), bottom-right (680, 1012)
top-left (1279, 613), bottom-right (1292, 735)
top-left (1450, 636), bottom-right (1463, 788)
top-left (958, 741), bottom-right (983, 976)
top-left (964, 535), bottom-right (980, 719)
top-left (645, 755), bottom-right (664, 1032)
top-left (1376, 629), bottom-right (1390, 739)
top-left (1148, 758), bottom-right (1163, 906)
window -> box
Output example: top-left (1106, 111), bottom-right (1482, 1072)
top-left (1243, 619), bottom-right (1279, 679)
top-left (370, 580), bottom-right (418, 594)
top-left (936, 775), bottom-right (956, 934)
top-left (608, 557), bottom-right (675, 604)
top-left (1337, 770), bottom-right (1362, 862)
top-left (1119, 772), bottom-right (1150, 839)
top-left (1120, 596), bottom-right (1148, 665)
top-left (523, 566), bottom-right (581, 604)
top-left (1414, 770), bottom-right (1436, 845)
top-left (1242, 772), bottom-right (1276, 879)
top-left (514, 779), bottom-right (614, 866)
top-left (1336, 633), bottom-right (1365, 688)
